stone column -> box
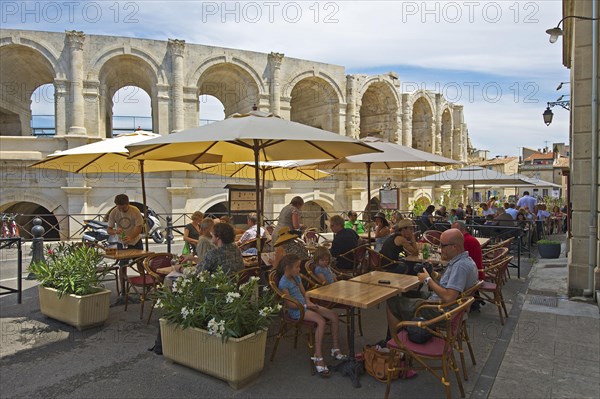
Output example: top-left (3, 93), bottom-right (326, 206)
top-left (66, 30), bottom-right (86, 135)
top-left (345, 75), bottom-right (357, 138)
top-left (434, 94), bottom-right (443, 155)
top-left (401, 94), bottom-right (412, 146)
top-left (268, 52), bottom-right (284, 116)
top-left (54, 79), bottom-right (67, 136)
top-left (169, 39), bottom-right (186, 132)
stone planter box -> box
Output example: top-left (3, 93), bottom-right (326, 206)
top-left (160, 318), bottom-right (267, 389)
top-left (38, 286), bottom-right (111, 330)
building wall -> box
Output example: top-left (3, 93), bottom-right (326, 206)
top-left (563, 0), bottom-right (600, 294)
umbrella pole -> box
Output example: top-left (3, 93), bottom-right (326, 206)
top-left (366, 162), bottom-right (372, 246)
top-left (140, 160), bottom-right (149, 251)
top-left (253, 142), bottom-right (262, 264)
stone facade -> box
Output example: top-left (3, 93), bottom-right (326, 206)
top-left (560, 0), bottom-right (599, 294)
top-left (0, 28), bottom-right (471, 238)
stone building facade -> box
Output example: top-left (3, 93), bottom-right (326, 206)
top-left (0, 29), bottom-right (471, 238)
top-left (557, 0), bottom-right (599, 295)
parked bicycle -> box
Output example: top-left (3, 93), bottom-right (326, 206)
top-left (1, 213), bottom-right (21, 249)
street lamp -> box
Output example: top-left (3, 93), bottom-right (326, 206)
top-left (546, 15), bottom-right (600, 43)
top-left (543, 100), bottom-right (570, 126)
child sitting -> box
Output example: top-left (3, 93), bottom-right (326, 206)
top-left (277, 253), bottom-right (346, 377)
top-left (313, 246), bottom-right (337, 285)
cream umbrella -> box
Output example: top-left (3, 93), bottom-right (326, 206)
top-left (30, 131), bottom-right (222, 249)
top-left (126, 111), bottom-right (380, 257)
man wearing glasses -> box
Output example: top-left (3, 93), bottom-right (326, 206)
top-left (386, 228), bottom-right (478, 326)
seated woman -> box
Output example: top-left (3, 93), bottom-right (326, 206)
top-left (197, 222), bottom-right (244, 274)
top-left (373, 212), bottom-right (390, 252)
top-left (271, 226), bottom-right (309, 269)
top-left (420, 205), bottom-right (435, 230)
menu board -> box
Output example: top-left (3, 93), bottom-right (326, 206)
top-left (379, 188), bottom-right (399, 210)
top-left (227, 185), bottom-right (257, 213)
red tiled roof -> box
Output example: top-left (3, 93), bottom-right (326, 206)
top-left (473, 157), bottom-right (518, 166)
top-left (524, 152), bottom-right (555, 161)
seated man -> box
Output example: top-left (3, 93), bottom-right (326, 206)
top-left (197, 222), bottom-right (244, 274)
top-left (380, 219), bottom-right (419, 273)
top-left (237, 212), bottom-right (265, 247)
top-left (329, 214), bottom-right (359, 270)
top-left (344, 210), bottom-right (365, 234)
top-left (386, 229), bottom-right (478, 327)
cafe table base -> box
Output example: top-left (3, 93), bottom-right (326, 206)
top-left (330, 306), bottom-right (364, 388)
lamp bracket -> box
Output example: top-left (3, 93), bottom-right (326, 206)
top-left (547, 100), bottom-right (571, 111)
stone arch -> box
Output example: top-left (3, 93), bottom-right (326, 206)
top-left (411, 93), bottom-right (435, 152)
top-left (195, 193), bottom-right (229, 214)
top-left (0, 42), bottom-right (59, 136)
top-left (358, 79), bottom-right (399, 141)
top-left (440, 107), bottom-right (453, 158)
top-left (96, 54), bottom-right (159, 137)
top-left (87, 46), bottom-right (167, 85)
top-left (287, 73), bottom-right (341, 133)
top-left (195, 61), bottom-right (262, 117)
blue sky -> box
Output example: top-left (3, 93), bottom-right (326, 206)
top-left (2, 0), bottom-right (570, 156)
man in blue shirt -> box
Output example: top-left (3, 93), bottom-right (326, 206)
top-left (386, 229), bottom-right (478, 325)
top-left (517, 191), bottom-right (537, 212)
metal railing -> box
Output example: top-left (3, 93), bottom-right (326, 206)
top-left (0, 237), bottom-right (23, 304)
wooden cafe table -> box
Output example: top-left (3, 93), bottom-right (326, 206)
top-left (307, 280), bottom-right (397, 387)
top-left (350, 271), bottom-right (420, 293)
top-left (103, 249), bottom-right (154, 303)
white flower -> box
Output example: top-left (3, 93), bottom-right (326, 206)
top-left (258, 306), bottom-right (271, 317)
top-left (226, 291), bottom-right (241, 303)
top-left (249, 276), bottom-right (260, 283)
top-left (262, 286), bottom-right (270, 293)
top-left (172, 281), bottom-right (178, 293)
top-left (207, 318), bottom-right (225, 335)
top-left (154, 299), bottom-right (162, 309)
top-left (180, 306), bottom-right (191, 319)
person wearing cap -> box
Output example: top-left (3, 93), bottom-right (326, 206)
top-left (329, 215), bottom-right (359, 270)
top-left (271, 226), bottom-right (309, 269)
top-left (343, 210), bottom-right (365, 234)
top-left (373, 212), bottom-right (390, 252)
top-left (379, 219), bottom-right (419, 272)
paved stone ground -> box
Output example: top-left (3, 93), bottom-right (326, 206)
top-left (1, 238), bottom-right (597, 398)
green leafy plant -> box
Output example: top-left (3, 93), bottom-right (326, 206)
top-left (30, 242), bottom-right (106, 298)
top-left (156, 268), bottom-right (280, 341)
top-left (536, 239), bottom-right (560, 245)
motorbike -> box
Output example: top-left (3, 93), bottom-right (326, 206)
top-left (146, 210), bottom-right (164, 244)
top-left (82, 219), bottom-right (117, 247)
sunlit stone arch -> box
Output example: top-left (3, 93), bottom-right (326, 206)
top-left (410, 91), bottom-right (435, 152)
top-left (440, 106), bottom-right (454, 159)
top-left (194, 61), bottom-right (263, 117)
top-left (357, 78), bottom-right (400, 141)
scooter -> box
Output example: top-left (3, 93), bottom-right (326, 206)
top-left (146, 210), bottom-right (164, 244)
top-left (82, 219), bottom-right (118, 247)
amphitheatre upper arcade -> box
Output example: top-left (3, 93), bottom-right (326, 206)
top-left (0, 29), bottom-right (472, 238)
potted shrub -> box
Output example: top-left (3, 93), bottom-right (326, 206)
top-left (30, 242), bottom-right (111, 330)
top-left (537, 239), bottom-right (561, 259)
top-left (156, 269), bottom-right (280, 389)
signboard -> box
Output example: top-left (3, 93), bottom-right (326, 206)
top-left (225, 184), bottom-right (257, 223)
top-left (379, 188), bottom-right (399, 210)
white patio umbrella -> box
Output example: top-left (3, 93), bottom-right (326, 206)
top-left (411, 165), bottom-right (532, 205)
top-left (30, 131), bottom-right (221, 249)
top-left (300, 137), bottom-right (459, 241)
top-left (126, 111), bottom-right (380, 258)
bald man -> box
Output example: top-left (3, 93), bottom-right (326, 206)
top-left (386, 228), bottom-right (478, 327)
